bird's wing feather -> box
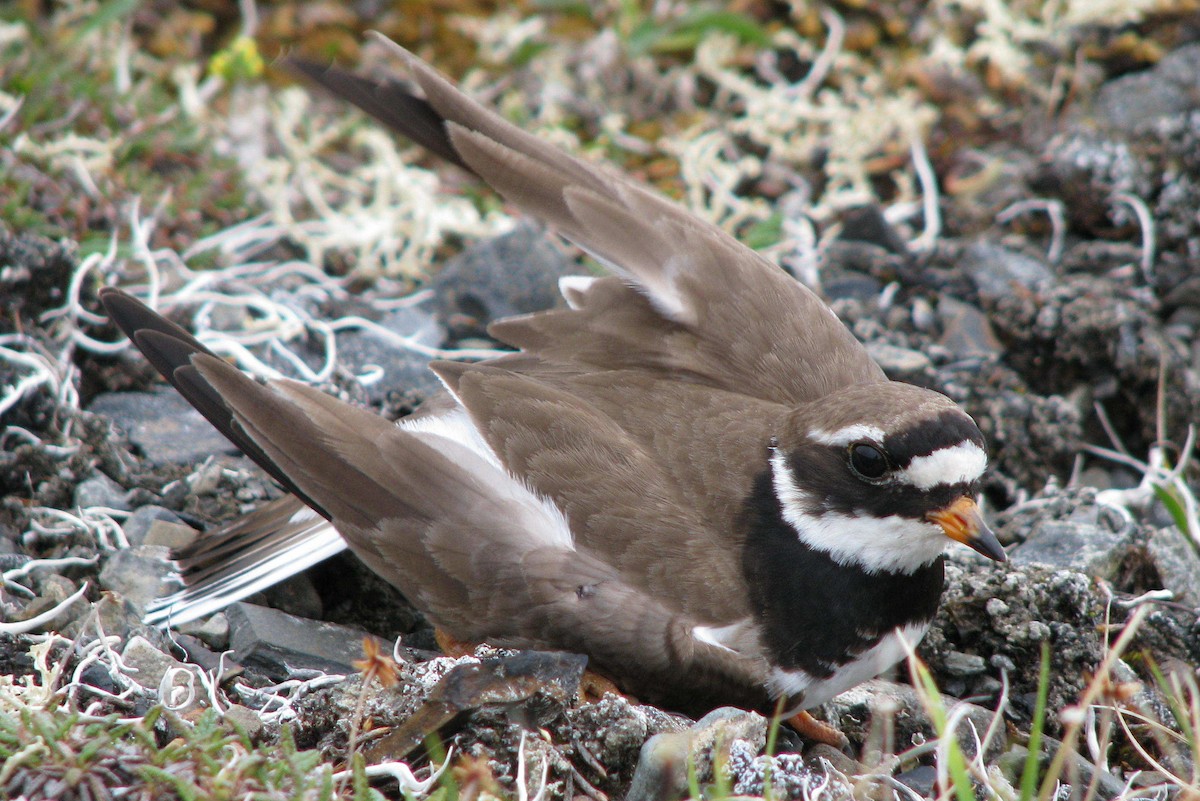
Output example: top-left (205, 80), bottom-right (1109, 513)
top-left (188, 351), bottom-right (768, 708)
top-left (289, 38), bottom-right (885, 403)
top-left (145, 496), bottom-right (345, 627)
top-left (433, 359), bottom-right (752, 623)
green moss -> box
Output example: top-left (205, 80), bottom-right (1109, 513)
top-left (0, 705), bottom-right (347, 800)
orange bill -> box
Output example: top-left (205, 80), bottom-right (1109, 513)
top-left (926, 496), bottom-right (1006, 561)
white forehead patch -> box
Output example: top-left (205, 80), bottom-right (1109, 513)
top-left (770, 451), bottom-right (947, 574)
top-left (898, 442), bottom-right (987, 490)
top-left (808, 424), bottom-right (886, 448)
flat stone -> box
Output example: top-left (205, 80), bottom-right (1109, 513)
top-left (122, 635), bottom-right (203, 713)
top-left (960, 242), bottom-right (1054, 300)
top-left (866, 341), bottom-right (932, 376)
top-left (837, 204), bottom-right (910, 255)
top-left (938, 296), bottom-right (1004, 359)
top-left (821, 266), bottom-right (884, 302)
top-left (143, 520), bottom-right (199, 551)
top-left (226, 601), bottom-right (387, 679)
top-left (122, 635), bottom-right (182, 690)
top-left (223, 704), bottom-right (264, 739)
top-left (1092, 43), bottom-right (1200, 133)
top-left (943, 650), bottom-right (987, 677)
top-left (251, 571), bottom-right (323, 620)
top-left (896, 764), bottom-right (938, 797)
top-left (89, 389), bottom-right (239, 465)
top-left (179, 612), bottom-right (231, 651)
top-left (997, 742), bottom-right (1126, 799)
top-left (98, 549), bottom-right (174, 613)
top-left (13, 575), bottom-right (81, 625)
top-left (73, 471), bottom-right (131, 511)
top-left (1009, 503), bottom-right (1135, 579)
top-left (122, 506), bottom-right (185, 549)
top-left (172, 632), bottom-right (242, 683)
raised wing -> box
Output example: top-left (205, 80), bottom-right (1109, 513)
top-left (290, 36), bottom-right (884, 404)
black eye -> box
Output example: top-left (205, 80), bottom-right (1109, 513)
top-left (849, 443), bottom-right (889, 480)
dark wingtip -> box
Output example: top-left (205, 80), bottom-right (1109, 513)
top-left (282, 55), bottom-right (468, 170)
top-left (98, 288), bottom-right (329, 517)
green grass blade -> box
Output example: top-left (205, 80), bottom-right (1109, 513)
top-left (1020, 642), bottom-right (1051, 801)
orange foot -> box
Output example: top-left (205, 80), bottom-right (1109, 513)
top-left (434, 627), bottom-right (477, 658)
top-left (786, 710), bottom-right (849, 749)
top-left (579, 670), bottom-right (635, 704)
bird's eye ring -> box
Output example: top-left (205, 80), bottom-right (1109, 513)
top-left (848, 443), bottom-right (889, 480)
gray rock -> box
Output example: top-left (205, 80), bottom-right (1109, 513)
top-left (1092, 43), bottom-right (1200, 134)
top-left (627, 707), bottom-right (767, 801)
top-left (895, 764), bottom-right (938, 797)
top-left (12, 575), bottom-right (83, 629)
top-left (996, 743), bottom-right (1126, 800)
top-left (1163, 276), bottom-right (1200, 310)
top-left (960, 242), bottom-right (1054, 300)
top-left (226, 601), bottom-right (387, 679)
top-left (866, 341), bottom-right (932, 377)
top-left (837, 205), bottom-right (910, 255)
top-left (122, 635), bottom-right (206, 712)
top-left (334, 299), bottom-right (446, 404)
top-left (256, 572), bottom-right (324, 620)
top-left (98, 549), bottom-right (174, 613)
top-left (222, 704), bottom-right (265, 739)
top-left (1009, 502), bottom-right (1135, 578)
top-left (431, 222), bottom-right (577, 333)
top-left (121, 505), bottom-right (184, 549)
top-left (122, 635), bottom-right (185, 692)
top-left (179, 611), bottom-right (231, 651)
top-left (829, 679), bottom-right (1002, 762)
top-left (143, 519), bottom-right (199, 551)
top-left (89, 388), bottom-right (239, 465)
top-left (943, 650), bottom-right (987, 677)
top-left (822, 271), bottom-right (884, 303)
top-left (73, 471), bottom-right (131, 511)
top-left (1145, 526), bottom-right (1200, 605)
top-left (938, 297), bottom-right (1003, 359)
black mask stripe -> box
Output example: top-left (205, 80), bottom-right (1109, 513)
top-left (884, 411), bottom-right (986, 470)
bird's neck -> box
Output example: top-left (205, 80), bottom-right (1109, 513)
top-left (741, 469), bottom-right (945, 677)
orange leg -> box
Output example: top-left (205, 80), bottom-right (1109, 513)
top-left (434, 627), bottom-right (477, 658)
top-left (580, 670), bottom-right (632, 704)
top-left (786, 710), bottom-right (849, 748)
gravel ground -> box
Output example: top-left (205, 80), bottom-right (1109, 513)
top-left (2, 4), bottom-right (1199, 799)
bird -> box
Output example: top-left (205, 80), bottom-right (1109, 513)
top-left (99, 33), bottom-right (1006, 739)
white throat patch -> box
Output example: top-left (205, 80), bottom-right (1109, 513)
top-left (769, 451), bottom-right (947, 574)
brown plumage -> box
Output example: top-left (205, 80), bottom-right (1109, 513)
top-left (101, 35), bottom-right (1004, 721)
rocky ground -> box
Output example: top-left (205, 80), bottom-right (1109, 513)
top-left (2, 3), bottom-right (1200, 800)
